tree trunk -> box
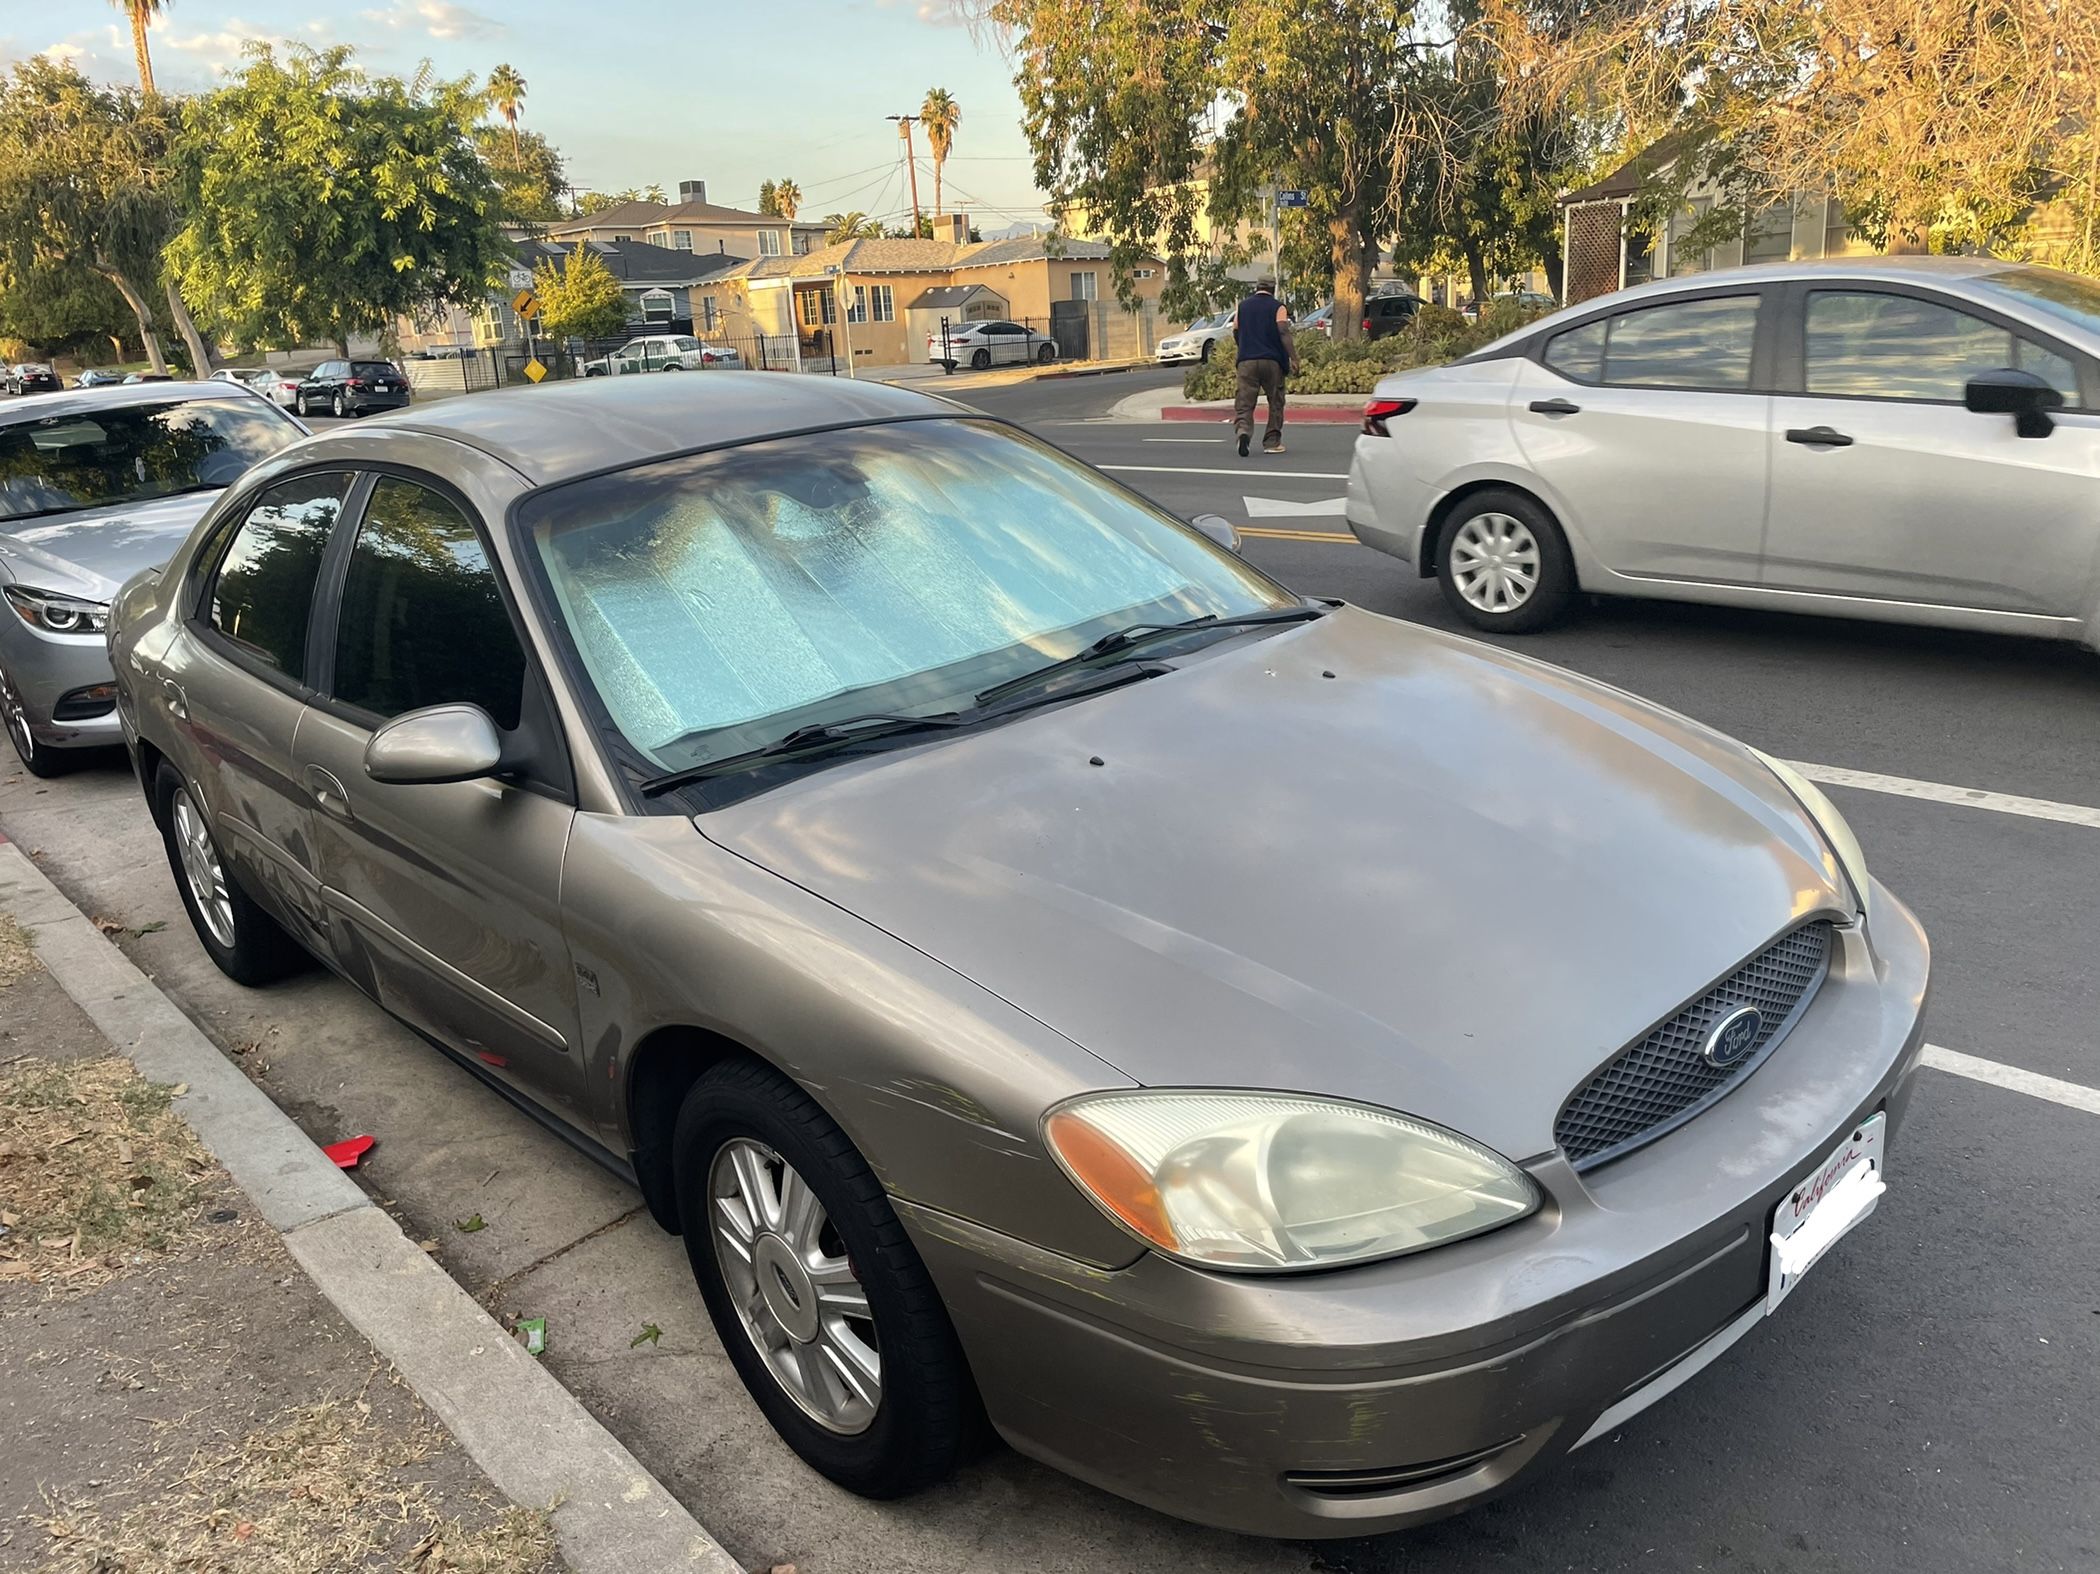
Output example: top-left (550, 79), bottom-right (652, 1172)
top-left (1329, 206), bottom-right (1367, 342)
top-left (1540, 244), bottom-right (1564, 301)
top-left (129, 5), bottom-right (157, 97)
top-left (97, 265), bottom-right (168, 374)
top-left (509, 115), bottom-right (520, 157)
top-left (1461, 237), bottom-right (1490, 310)
top-left (933, 159), bottom-right (944, 220)
top-left (164, 280), bottom-right (211, 376)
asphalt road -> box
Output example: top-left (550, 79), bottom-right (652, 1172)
top-left (9, 371), bottom-right (2095, 1574)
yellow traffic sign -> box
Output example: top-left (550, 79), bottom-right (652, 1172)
top-left (512, 287), bottom-right (540, 320)
top-left (522, 357), bottom-right (548, 384)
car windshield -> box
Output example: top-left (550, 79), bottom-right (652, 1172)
top-left (1973, 266), bottom-right (2100, 339)
top-left (0, 398), bottom-right (299, 524)
top-left (522, 417), bottom-right (1295, 774)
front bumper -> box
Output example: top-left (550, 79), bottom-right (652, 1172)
top-left (903, 886), bottom-right (1929, 1538)
top-left (0, 615), bottom-right (120, 750)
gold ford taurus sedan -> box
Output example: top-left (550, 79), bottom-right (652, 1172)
top-left (107, 374), bottom-right (1929, 1538)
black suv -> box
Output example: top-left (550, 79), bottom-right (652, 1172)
top-left (296, 359), bottom-right (411, 418)
top-left (1358, 294), bottom-right (1425, 340)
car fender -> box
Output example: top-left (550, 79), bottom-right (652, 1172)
top-left (1415, 458), bottom-right (1607, 582)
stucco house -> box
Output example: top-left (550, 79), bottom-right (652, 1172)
top-left (546, 179), bottom-right (827, 263)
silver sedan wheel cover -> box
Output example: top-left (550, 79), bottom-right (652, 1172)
top-left (710, 1137), bottom-right (880, 1435)
top-left (1450, 511), bottom-right (1542, 613)
top-left (0, 668), bottom-right (35, 763)
top-left (170, 788), bottom-right (236, 949)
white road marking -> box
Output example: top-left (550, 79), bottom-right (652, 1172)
top-left (1790, 762), bottom-right (2100, 830)
top-left (1244, 494), bottom-right (1347, 519)
top-left (1143, 436), bottom-right (1230, 443)
top-left (1100, 464), bottom-right (1349, 480)
top-left (1924, 1045), bottom-right (2100, 1117)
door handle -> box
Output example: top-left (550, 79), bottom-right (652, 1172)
top-left (160, 678), bottom-right (187, 721)
top-left (304, 765), bottom-right (354, 823)
top-left (1785, 425), bottom-right (1854, 447)
top-left (1528, 398), bottom-right (1581, 416)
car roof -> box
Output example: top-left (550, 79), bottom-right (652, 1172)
top-left (340, 371), bottom-right (966, 487)
top-left (0, 380), bottom-right (258, 427)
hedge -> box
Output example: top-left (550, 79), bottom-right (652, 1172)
top-left (1182, 301), bottom-right (1550, 400)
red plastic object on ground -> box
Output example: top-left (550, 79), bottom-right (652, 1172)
top-left (323, 1135), bottom-right (375, 1168)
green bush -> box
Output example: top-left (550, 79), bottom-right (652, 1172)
top-left (1181, 299), bottom-right (1550, 400)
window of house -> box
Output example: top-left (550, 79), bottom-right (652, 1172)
top-left (645, 230), bottom-right (667, 247)
top-left (1745, 202), bottom-right (1792, 264)
top-left (1133, 268), bottom-right (1156, 280)
top-left (1072, 270), bottom-right (1099, 301)
top-left (1822, 196), bottom-right (1853, 258)
top-left (1668, 196), bottom-right (1715, 276)
top-left (758, 230), bottom-right (784, 257)
top-left (673, 230), bottom-right (693, 251)
top-left (847, 286), bottom-right (868, 324)
top-left (792, 231), bottom-right (812, 256)
top-left (613, 233), bottom-right (632, 242)
top-left (869, 284), bottom-right (895, 323)
top-left (1624, 225), bottom-right (1658, 287)
top-left (1545, 295), bottom-right (1760, 390)
top-left (332, 477), bottom-right (525, 729)
top-left (640, 289), bottom-right (674, 323)
top-left (206, 472), bottom-right (354, 680)
top-left (1804, 290), bottom-right (2079, 403)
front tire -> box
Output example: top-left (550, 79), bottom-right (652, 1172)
top-left (969, 348), bottom-right (991, 371)
top-left (295, 393), bottom-right (308, 417)
top-left (332, 392), bottom-right (346, 418)
top-left (673, 1059), bottom-right (979, 1500)
top-left (1198, 339), bottom-right (1213, 362)
top-left (1, 667), bottom-right (66, 778)
top-left (1036, 342), bottom-right (1055, 364)
top-left (153, 764), bottom-right (306, 986)
top-left (1434, 488), bottom-right (1576, 634)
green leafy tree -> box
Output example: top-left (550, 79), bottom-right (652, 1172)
top-left (168, 44), bottom-right (509, 354)
top-left (920, 88), bottom-right (961, 218)
top-left (757, 179), bottom-right (778, 215)
top-left (486, 63), bottom-right (526, 156)
top-left (533, 243), bottom-right (630, 341)
top-left (572, 183), bottom-right (666, 216)
top-left (0, 57), bottom-right (184, 373)
top-left (110, 0), bottom-right (167, 97)
top-left (476, 124), bottom-right (567, 224)
top-left (0, 261), bottom-right (134, 361)
top-left (823, 211), bottom-right (884, 243)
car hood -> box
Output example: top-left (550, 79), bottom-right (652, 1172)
top-left (0, 490), bottom-right (221, 602)
top-left (699, 607), bottom-right (1847, 1162)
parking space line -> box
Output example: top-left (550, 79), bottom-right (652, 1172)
top-left (1924, 1044), bottom-right (2100, 1117)
top-left (1792, 762), bottom-right (2100, 830)
top-left (1100, 464), bottom-right (1349, 480)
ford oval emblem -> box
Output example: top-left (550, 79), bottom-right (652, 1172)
top-left (1703, 1005), bottom-right (1764, 1069)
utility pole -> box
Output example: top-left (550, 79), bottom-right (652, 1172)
top-left (888, 114), bottom-right (923, 236)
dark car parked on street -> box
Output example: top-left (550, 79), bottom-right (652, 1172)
top-left (296, 359), bottom-right (411, 419)
top-left (6, 364), bottom-right (62, 395)
top-left (1360, 293), bottom-right (1424, 340)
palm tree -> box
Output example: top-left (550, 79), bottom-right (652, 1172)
top-left (487, 63), bottom-right (527, 157)
top-left (920, 88), bottom-right (961, 219)
top-left (775, 179), bottom-right (802, 221)
top-left (109, 0), bottom-right (166, 97)
top-left (823, 211), bottom-right (883, 245)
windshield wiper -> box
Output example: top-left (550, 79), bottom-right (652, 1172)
top-left (637, 710), bottom-right (969, 797)
top-left (973, 604), bottom-right (1328, 708)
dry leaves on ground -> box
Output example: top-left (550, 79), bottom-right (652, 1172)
top-left (40, 1399), bottom-right (559, 1573)
top-left (0, 912), bottom-right (35, 987)
top-left (0, 1056), bottom-right (211, 1285)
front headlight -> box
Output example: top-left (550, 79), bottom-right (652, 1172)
top-left (1752, 748), bottom-right (1870, 920)
top-left (4, 585), bottom-right (109, 636)
top-left (1045, 1090), bottom-right (1539, 1273)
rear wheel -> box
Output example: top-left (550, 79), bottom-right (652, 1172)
top-left (969, 348), bottom-right (991, 371)
top-left (674, 1059), bottom-right (979, 1499)
top-left (1434, 488), bottom-right (1576, 634)
top-left (153, 764), bottom-right (306, 985)
top-left (1036, 342), bottom-right (1055, 364)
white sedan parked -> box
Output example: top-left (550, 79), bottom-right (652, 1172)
top-left (926, 320), bottom-right (1057, 372)
top-left (1346, 257), bottom-right (2100, 647)
top-left (1155, 311), bottom-right (1233, 363)
top-left (582, 335), bottom-right (742, 375)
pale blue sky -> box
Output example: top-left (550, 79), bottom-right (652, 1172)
top-left (9, 2), bottom-right (1050, 227)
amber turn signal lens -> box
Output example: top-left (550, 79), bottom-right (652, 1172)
top-left (1045, 1109), bottom-right (1179, 1251)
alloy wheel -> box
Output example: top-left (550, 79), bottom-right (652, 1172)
top-left (170, 787), bottom-right (236, 949)
top-left (1, 667), bottom-right (36, 765)
top-left (1450, 511), bottom-right (1542, 614)
top-left (333, 392), bottom-right (346, 418)
top-left (709, 1137), bottom-right (880, 1435)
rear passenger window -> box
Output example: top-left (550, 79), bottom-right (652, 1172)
top-left (1546, 298), bottom-right (1758, 390)
top-left (206, 472), bottom-right (352, 680)
top-left (331, 476), bottom-right (525, 729)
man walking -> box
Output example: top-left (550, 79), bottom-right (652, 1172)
top-left (1232, 280), bottom-right (1299, 457)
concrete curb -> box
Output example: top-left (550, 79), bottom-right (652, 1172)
top-left (0, 840), bottom-right (740, 1574)
top-left (1158, 402), bottom-right (1364, 424)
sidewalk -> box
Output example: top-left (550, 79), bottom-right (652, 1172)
top-left (0, 841), bottom-right (739, 1574)
top-left (0, 915), bottom-right (561, 1572)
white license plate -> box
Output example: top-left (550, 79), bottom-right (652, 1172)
top-left (1766, 1112), bottom-right (1886, 1313)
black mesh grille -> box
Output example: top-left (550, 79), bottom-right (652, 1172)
top-left (1556, 922), bottom-right (1834, 1170)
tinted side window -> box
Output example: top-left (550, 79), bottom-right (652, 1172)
top-left (1599, 296), bottom-right (1759, 389)
top-left (1544, 318), bottom-right (1606, 381)
top-left (332, 476), bottom-right (525, 729)
top-left (206, 472), bottom-right (351, 679)
top-left (1805, 290), bottom-right (2079, 403)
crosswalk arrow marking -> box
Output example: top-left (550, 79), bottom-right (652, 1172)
top-left (1242, 494), bottom-right (1348, 519)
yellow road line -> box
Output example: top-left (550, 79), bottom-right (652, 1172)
top-left (1236, 526), bottom-right (1359, 543)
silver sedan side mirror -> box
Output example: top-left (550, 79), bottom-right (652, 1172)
top-left (1190, 512), bottom-right (1242, 554)
top-left (364, 703), bottom-right (504, 785)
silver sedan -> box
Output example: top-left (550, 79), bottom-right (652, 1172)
top-left (109, 375), bottom-right (1926, 1538)
top-left (1348, 256), bottom-right (2100, 643)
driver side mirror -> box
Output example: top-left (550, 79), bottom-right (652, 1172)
top-left (365, 703), bottom-right (504, 785)
top-left (1964, 367), bottom-right (2063, 439)
top-left (1190, 512), bottom-right (1243, 554)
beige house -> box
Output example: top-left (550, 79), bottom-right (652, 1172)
top-left (547, 179), bottom-right (826, 264)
